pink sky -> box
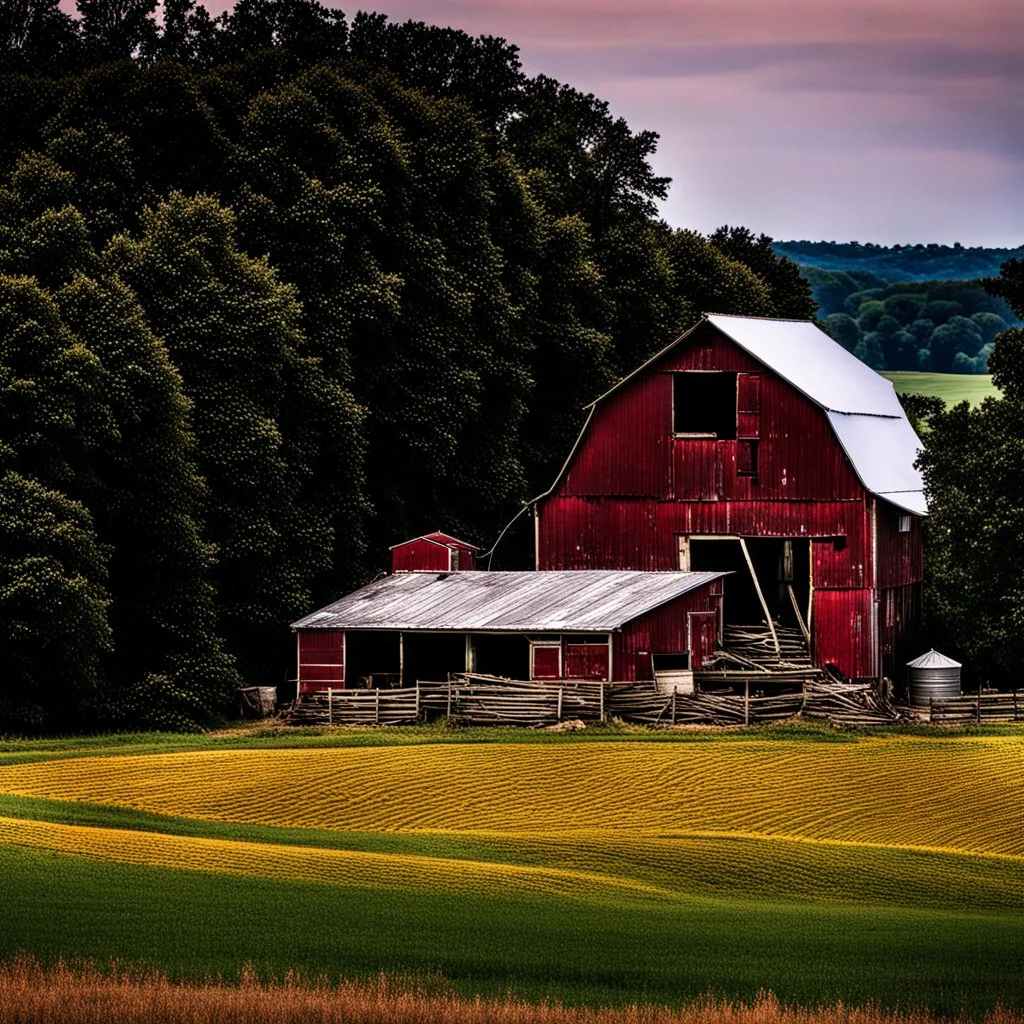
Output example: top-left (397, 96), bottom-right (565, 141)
top-left (195, 2), bottom-right (1024, 245)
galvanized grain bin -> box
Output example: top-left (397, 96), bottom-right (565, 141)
top-left (906, 650), bottom-right (961, 707)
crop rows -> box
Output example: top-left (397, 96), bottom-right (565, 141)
top-left (0, 737), bottom-right (1019, 856)
top-left (0, 815), bottom-right (675, 905)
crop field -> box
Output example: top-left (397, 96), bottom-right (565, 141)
top-left (881, 371), bottom-right (999, 406)
top-left (0, 728), bottom-right (1021, 1016)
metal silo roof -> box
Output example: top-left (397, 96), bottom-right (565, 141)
top-left (906, 649), bottom-right (962, 669)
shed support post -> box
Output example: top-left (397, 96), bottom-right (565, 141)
top-left (557, 687), bottom-right (563, 722)
top-left (398, 631), bottom-right (405, 687)
top-left (744, 680), bottom-right (750, 726)
top-left (415, 680), bottom-right (421, 721)
top-left (375, 687), bottom-right (380, 726)
top-left (600, 683), bottom-right (606, 723)
top-left (739, 537), bottom-right (779, 655)
top-left (671, 688), bottom-right (677, 726)
top-left (327, 687), bottom-right (332, 726)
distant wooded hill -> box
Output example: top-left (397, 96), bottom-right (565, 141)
top-left (773, 241), bottom-right (1024, 282)
top-left (773, 242), bottom-right (1023, 373)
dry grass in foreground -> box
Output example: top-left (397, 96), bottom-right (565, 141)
top-left (0, 959), bottom-right (1020, 1024)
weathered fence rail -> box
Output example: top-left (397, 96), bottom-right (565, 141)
top-left (283, 675), bottom-right (906, 728)
top-left (928, 691), bottom-right (1023, 724)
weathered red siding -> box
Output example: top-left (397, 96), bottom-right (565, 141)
top-left (811, 589), bottom-right (873, 679)
top-left (298, 630), bottom-right (345, 693)
top-left (563, 643), bottom-right (611, 680)
top-left (612, 583), bottom-right (722, 681)
top-left (537, 321), bottom-right (923, 681)
top-left (392, 538), bottom-right (450, 573)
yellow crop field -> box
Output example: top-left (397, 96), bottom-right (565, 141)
top-left (1, 732), bottom-right (1022, 1014)
top-left (0, 815), bottom-right (673, 904)
top-left (0, 737), bottom-right (1020, 856)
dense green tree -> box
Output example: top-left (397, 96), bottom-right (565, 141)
top-left (663, 230), bottom-right (773, 321)
top-left (918, 332), bottom-right (1024, 684)
top-left (75, 0), bottom-right (157, 60)
top-left (984, 258), bottom-right (1024, 320)
top-left (708, 225), bottom-right (816, 319)
top-left (56, 272), bottom-right (240, 725)
top-left (109, 192), bottom-right (334, 682)
top-left (0, 471), bottom-right (110, 731)
top-left (506, 75), bottom-right (670, 237)
top-left (823, 312), bottom-right (860, 351)
top-left (0, 0), bottom-right (80, 73)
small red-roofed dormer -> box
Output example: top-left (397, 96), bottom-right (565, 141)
top-left (390, 532), bottom-right (479, 573)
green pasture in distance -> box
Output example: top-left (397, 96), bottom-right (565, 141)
top-left (1, 844), bottom-right (1022, 1017)
top-left (881, 371), bottom-right (999, 406)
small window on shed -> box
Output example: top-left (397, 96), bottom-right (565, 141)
top-left (673, 373), bottom-right (737, 438)
top-left (898, 515), bottom-right (911, 533)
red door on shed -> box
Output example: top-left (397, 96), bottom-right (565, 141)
top-left (688, 611), bottom-right (718, 669)
top-left (531, 644), bottom-right (561, 681)
top-left (298, 630), bottom-right (345, 693)
top-left (563, 641), bottom-right (610, 681)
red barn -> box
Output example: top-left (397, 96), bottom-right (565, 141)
top-left (535, 314), bottom-right (926, 683)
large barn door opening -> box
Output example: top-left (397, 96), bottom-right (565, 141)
top-left (683, 537), bottom-right (810, 639)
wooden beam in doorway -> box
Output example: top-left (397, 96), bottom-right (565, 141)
top-left (738, 537), bottom-right (780, 656)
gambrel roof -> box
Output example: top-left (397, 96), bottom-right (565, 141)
top-left (587, 314), bottom-right (927, 516)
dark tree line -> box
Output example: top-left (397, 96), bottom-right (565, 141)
top-left (0, 0), bottom-right (814, 731)
top-left (910, 259), bottom-right (1024, 688)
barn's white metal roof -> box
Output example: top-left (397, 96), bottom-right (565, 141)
top-left (825, 412), bottom-right (928, 516)
top-left (707, 315), bottom-right (926, 515)
top-left (293, 570), bottom-right (725, 632)
top-left (706, 315), bottom-right (906, 417)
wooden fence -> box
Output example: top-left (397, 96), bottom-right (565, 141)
top-left (928, 691), bottom-right (1024, 724)
top-left (283, 674), bottom-right (904, 728)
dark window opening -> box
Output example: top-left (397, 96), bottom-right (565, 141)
top-left (737, 439), bottom-right (759, 476)
top-left (673, 373), bottom-right (737, 438)
top-left (653, 652), bottom-right (691, 671)
top-left (898, 515), bottom-right (911, 533)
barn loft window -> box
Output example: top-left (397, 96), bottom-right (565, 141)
top-left (737, 439), bottom-right (759, 476)
top-left (898, 515), bottom-right (911, 533)
top-left (673, 372), bottom-right (737, 438)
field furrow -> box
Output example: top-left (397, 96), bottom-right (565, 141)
top-left (0, 738), bottom-right (1018, 855)
top-left (0, 815), bottom-right (677, 904)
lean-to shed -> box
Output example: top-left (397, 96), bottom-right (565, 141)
top-left (292, 569), bottom-right (726, 693)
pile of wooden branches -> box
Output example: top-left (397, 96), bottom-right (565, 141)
top-left (697, 624), bottom-right (824, 688)
top-left (283, 687), bottom-right (421, 726)
top-left (802, 679), bottom-right (903, 725)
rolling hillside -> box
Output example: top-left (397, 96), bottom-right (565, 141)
top-left (0, 728), bottom-right (1021, 1015)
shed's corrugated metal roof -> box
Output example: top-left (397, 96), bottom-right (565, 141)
top-left (293, 570), bottom-right (725, 632)
top-left (907, 649), bottom-right (962, 669)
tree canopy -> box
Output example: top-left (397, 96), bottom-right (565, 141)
top-left (0, 0), bottom-right (816, 731)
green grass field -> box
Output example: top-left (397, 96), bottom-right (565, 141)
top-left (881, 371), bottom-right (999, 406)
top-left (0, 726), bottom-right (1021, 1016)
